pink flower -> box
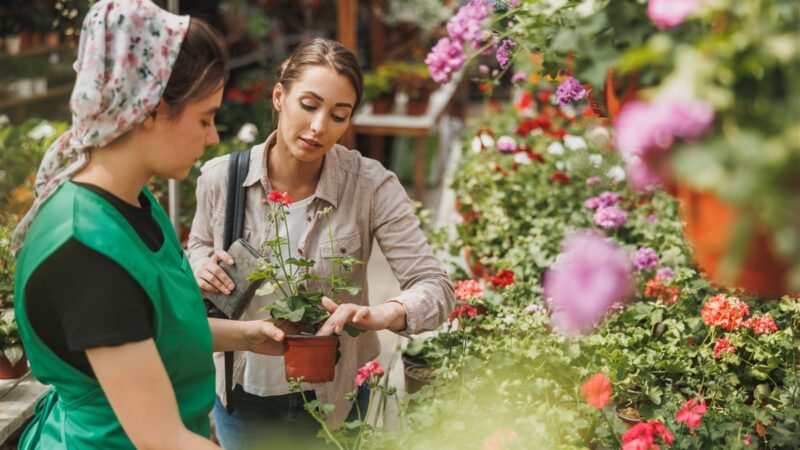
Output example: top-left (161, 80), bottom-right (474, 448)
top-left (586, 176), bottom-right (602, 186)
top-left (482, 427), bottom-right (517, 450)
top-left (446, 0), bottom-right (493, 49)
top-left (656, 267), bottom-right (673, 280)
top-left (648, 0), bottom-right (704, 29)
top-left (495, 39), bottom-right (515, 69)
top-left (543, 231), bottom-right (633, 333)
top-left (744, 435), bottom-right (751, 446)
top-left (713, 336), bottom-right (736, 359)
top-left (633, 247), bottom-right (659, 271)
top-left (597, 191), bottom-right (621, 208)
top-left (449, 304), bottom-right (479, 322)
top-left (496, 135), bottom-right (517, 153)
top-left (355, 361), bottom-right (385, 386)
top-left (479, 64), bottom-right (490, 74)
top-left (426, 38), bottom-right (466, 84)
top-left (675, 398), bottom-right (707, 428)
top-left (581, 373), bottom-right (612, 409)
top-left (455, 279), bottom-right (483, 301)
top-left (511, 70), bottom-right (526, 83)
top-left (584, 197), bottom-right (602, 210)
top-left (615, 99), bottom-right (714, 191)
top-left (556, 76), bottom-right (587, 105)
top-left (743, 314), bottom-right (779, 335)
top-left (267, 190), bottom-right (293, 206)
top-left (594, 206), bottom-right (628, 229)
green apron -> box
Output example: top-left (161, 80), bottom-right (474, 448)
top-left (13, 181), bottom-right (215, 449)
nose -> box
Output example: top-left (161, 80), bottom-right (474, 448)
top-left (309, 112), bottom-right (326, 136)
top-left (206, 124), bottom-right (220, 147)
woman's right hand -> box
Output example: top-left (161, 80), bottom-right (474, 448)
top-left (195, 250), bottom-right (235, 295)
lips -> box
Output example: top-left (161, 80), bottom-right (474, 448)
top-left (299, 136), bottom-right (323, 148)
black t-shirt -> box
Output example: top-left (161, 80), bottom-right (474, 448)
top-left (25, 182), bottom-right (164, 377)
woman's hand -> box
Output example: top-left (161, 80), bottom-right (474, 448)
top-left (195, 250), bottom-right (235, 294)
top-left (316, 297), bottom-right (407, 336)
top-left (242, 320), bottom-right (287, 356)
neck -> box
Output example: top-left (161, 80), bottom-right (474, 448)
top-left (267, 133), bottom-right (324, 200)
top-left (71, 138), bottom-right (150, 206)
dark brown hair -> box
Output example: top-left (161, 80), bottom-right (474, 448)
top-left (275, 38), bottom-right (364, 111)
top-left (162, 18), bottom-right (229, 119)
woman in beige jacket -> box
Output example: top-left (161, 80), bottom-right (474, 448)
top-left (187, 38), bottom-right (454, 449)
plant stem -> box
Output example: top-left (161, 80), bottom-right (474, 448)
top-left (299, 389), bottom-right (345, 450)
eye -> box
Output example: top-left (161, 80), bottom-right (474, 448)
top-left (332, 114), bottom-right (347, 123)
top-left (301, 102), bottom-right (316, 111)
top-left (201, 120), bottom-right (211, 127)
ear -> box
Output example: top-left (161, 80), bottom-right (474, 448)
top-left (142, 101), bottom-right (170, 130)
top-left (272, 83), bottom-right (284, 112)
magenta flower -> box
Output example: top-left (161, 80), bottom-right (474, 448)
top-left (556, 76), bottom-right (587, 105)
top-left (597, 191), bottom-right (621, 208)
top-left (496, 39), bottom-right (516, 69)
top-left (633, 247), bottom-right (660, 270)
top-left (425, 37), bottom-right (466, 84)
top-left (584, 197), bottom-right (601, 210)
top-left (446, 0), bottom-right (492, 49)
top-left (594, 206), bottom-right (628, 229)
top-left (586, 176), bottom-right (602, 186)
top-left (648, 0), bottom-right (704, 29)
top-left (544, 231), bottom-right (633, 334)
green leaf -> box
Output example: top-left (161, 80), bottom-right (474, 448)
top-left (285, 257), bottom-right (316, 268)
top-left (255, 282), bottom-right (277, 296)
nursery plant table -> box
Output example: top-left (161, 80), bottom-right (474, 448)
top-left (0, 372), bottom-right (48, 447)
top-left (352, 72), bottom-right (463, 201)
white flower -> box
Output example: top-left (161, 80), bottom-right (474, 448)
top-left (28, 122), bottom-right (56, 140)
top-left (471, 136), bottom-right (483, 153)
top-left (556, 161), bottom-right (565, 170)
top-left (452, 213), bottom-right (464, 224)
top-left (547, 141), bottom-right (565, 155)
top-left (479, 133), bottom-right (495, 149)
top-left (503, 315), bottom-right (517, 325)
top-left (586, 126), bottom-right (611, 146)
top-left (607, 165), bottom-right (626, 182)
top-left (236, 123), bottom-right (258, 143)
top-left (588, 154), bottom-right (603, 167)
top-left (514, 152), bottom-right (532, 165)
top-left (0, 115), bottom-right (9, 128)
top-left (530, 128), bottom-right (544, 137)
top-left (560, 104), bottom-right (577, 118)
top-left (576, 0), bottom-right (598, 17)
top-left (564, 135), bottom-right (588, 151)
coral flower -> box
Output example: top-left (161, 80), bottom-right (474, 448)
top-left (581, 373), bottom-right (612, 409)
top-left (701, 294), bottom-right (750, 331)
top-left (355, 361), bottom-right (385, 386)
top-left (622, 420), bottom-right (674, 450)
top-left (713, 336), bottom-right (736, 359)
top-left (455, 279), bottom-right (483, 301)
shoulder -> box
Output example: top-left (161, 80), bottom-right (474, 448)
top-left (198, 154), bottom-right (231, 182)
top-left (333, 144), bottom-right (397, 186)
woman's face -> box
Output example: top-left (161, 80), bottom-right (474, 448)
top-left (273, 66), bottom-right (357, 163)
top-left (146, 84), bottom-right (223, 180)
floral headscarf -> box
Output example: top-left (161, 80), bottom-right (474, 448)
top-left (11, 0), bottom-right (189, 254)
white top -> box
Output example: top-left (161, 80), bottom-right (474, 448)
top-left (241, 194), bottom-right (314, 397)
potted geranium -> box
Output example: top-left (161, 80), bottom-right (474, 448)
top-left (249, 191), bottom-right (362, 383)
top-left (393, 62), bottom-right (437, 116)
top-left (363, 69), bottom-right (396, 114)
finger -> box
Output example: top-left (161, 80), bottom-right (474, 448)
top-left (321, 296), bottom-right (338, 313)
top-left (353, 307), bottom-right (370, 325)
top-left (197, 278), bottom-right (220, 293)
top-left (260, 321), bottom-right (284, 342)
top-left (316, 321), bottom-right (336, 336)
top-left (207, 264), bottom-right (235, 292)
top-left (216, 250), bottom-right (235, 266)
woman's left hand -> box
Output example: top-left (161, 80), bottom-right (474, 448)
top-left (316, 297), bottom-right (406, 336)
top-left (243, 320), bottom-right (287, 355)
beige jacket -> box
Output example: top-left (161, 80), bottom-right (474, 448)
top-left (187, 132), bottom-right (455, 425)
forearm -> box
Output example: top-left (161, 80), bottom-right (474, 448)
top-left (379, 301), bottom-right (407, 331)
top-left (208, 318), bottom-right (247, 352)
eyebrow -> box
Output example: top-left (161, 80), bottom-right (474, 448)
top-left (302, 91), bottom-right (353, 109)
top-left (202, 107), bottom-right (219, 115)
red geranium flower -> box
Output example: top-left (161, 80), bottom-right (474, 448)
top-left (580, 373), bottom-right (612, 409)
top-left (455, 279), bottom-right (483, 301)
top-left (701, 294), bottom-right (750, 331)
top-left (550, 171), bottom-right (571, 184)
top-left (226, 86), bottom-right (243, 102)
top-left (622, 420), bottom-right (674, 450)
top-left (267, 190), bottom-right (293, 206)
top-left (645, 276), bottom-right (680, 305)
top-left (526, 150), bottom-right (545, 163)
top-left (491, 269), bottom-right (515, 289)
top-left (675, 398), bottom-right (707, 429)
top-left (515, 91), bottom-right (533, 111)
top-left (713, 336), bottom-right (736, 359)
top-left (743, 314), bottom-right (779, 335)
top-left (449, 304), bottom-right (479, 322)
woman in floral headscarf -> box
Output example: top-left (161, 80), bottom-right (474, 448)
top-left (11, 1), bottom-right (285, 448)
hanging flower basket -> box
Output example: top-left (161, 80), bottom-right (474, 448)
top-left (675, 184), bottom-right (790, 298)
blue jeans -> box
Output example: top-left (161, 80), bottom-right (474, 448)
top-left (212, 385), bottom-right (370, 450)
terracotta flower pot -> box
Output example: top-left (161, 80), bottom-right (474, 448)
top-left (371, 94), bottom-right (395, 114)
top-left (283, 335), bottom-right (338, 383)
top-left (404, 364), bottom-right (435, 395)
top-left (463, 246), bottom-right (490, 282)
top-left (674, 184), bottom-right (790, 297)
top-left (0, 353), bottom-right (28, 380)
top-left (406, 98), bottom-right (429, 116)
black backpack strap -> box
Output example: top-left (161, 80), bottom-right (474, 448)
top-left (221, 149), bottom-right (251, 414)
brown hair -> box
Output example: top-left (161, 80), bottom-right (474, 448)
top-left (162, 18), bottom-right (229, 119)
top-left (275, 38), bottom-right (364, 112)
